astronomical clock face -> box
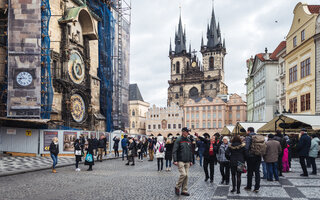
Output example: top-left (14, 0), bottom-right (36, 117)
top-left (68, 51), bottom-right (85, 84)
top-left (16, 71), bottom-right (33, 86)
top-left (192, 61), bottom-right (197, 68)
top-left (70, 94), bottom-right (86, 122)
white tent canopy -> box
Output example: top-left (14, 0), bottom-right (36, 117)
top-left (232, 122), bottom-right (267, 135)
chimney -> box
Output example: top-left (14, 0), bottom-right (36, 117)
top-left (263, 47), bottom-right (269, 60)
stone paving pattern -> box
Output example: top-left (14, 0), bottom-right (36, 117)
top-left (0, 157), bottom-right (320, 200)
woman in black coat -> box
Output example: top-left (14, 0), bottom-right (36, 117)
top-left (226, 135), bottom-right (246, 194)
top-left (85, 139), bottom-right (95, 171)
top-left (165, 137), bottom-right (174, 171)
top-left (126, 138), bottom-right (136, 166)
top-left (113, 136), bottom-right (120, 157)
top-left (74, 139), bottom-right (82, 171)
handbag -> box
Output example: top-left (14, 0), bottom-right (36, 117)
top-left (85, 153), bottom-right (93, 163)
top-left (137, 149), bottom-right (141, 153)
top-left (75, 150), bottom-right (82, 156)
top-left (237, 161), bottom-right (247, 173)
top-left (128, 150), bottom-right (132, 156)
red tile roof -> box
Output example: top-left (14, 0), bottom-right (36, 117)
top-left (307, 5), bottom-right (320, 14)
top-left (270, 41), bottom-right (286, 60)
top-left (256, 53), bottom-right (265, 61)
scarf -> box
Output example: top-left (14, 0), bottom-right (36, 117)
top-left (209, 142), bottom-right (214, 156)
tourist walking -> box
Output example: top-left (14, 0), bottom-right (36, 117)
top-left (244, 127), bottom-right (266, 193)
top-left (296, 128), bottom-right (311, 176)
top-left (137, 139), bottom-right (144, 161)
top-left (97, 135), bottom-right (106, 162)
top-left (264, 134), bottom-right (281, 181)
top-left (121, 135), bottom-right (128, 161)
top-left (74, 139), bottom-right (82, 171)
top-left (155, 135), bottom-right (165, 172)
top-left (49, 137), bottom-right (59, 173)
top-left (84, 139), bottom-right (94, 171)
top-left (143, 138), bottom-right (148, 157)
top-left (92, 135), bottom-right (99, 157)
top-left (196, 137), bottom-right (205, 167)
top-left (217, 136), bottom-right (230, 185)
top-left (126, 137), bottom-right (136, 166)
top-left (308, 134), bottom-right (319, 175)
top-left (173, 127), bottom-right (193, 196)
top-left (165, 136), bottom-right (174, 171)
top-left (148, 136), bottom-right (155, 161)
top-left (282, 144), bottom-right (290, 172)
top-left (226, 135), bottom-right (246, 194)
top-left (113, 136), bottom-right (120, 157)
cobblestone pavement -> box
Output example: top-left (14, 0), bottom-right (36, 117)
top-left (1, 157), bottom-right (320, 200)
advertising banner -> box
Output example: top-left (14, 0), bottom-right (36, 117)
top-left (43, 131), bottom-right (58, 151)
top-left (63, 131), bottom-right (77, 151)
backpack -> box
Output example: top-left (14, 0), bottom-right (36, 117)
top-left (158, 142), bottom-right (164, 153)
top-left (250, 135), bottom-right (267, 156)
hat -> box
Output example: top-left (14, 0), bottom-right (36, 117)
top-left (203, 133), bottom-right (210, 138)
top-left (222, 136), bottom-right (229, 142)
top-left (301, 128), bottom-right (307, 132)
top-left (182, 127), bottom-right (190, 132)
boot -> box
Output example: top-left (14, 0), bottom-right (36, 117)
top-left (52, 169), bottom-right (56, 173)
top-left (230, 187), bottom-right (236, 193)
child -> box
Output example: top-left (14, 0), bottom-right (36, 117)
top-left (282, 144), bottom-right (289, 172)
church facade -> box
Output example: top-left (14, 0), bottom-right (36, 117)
top-left (167, 6), bottom-right (228, 107)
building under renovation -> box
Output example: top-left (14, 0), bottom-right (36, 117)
top-left (0, 0), bottom-right (130, 132)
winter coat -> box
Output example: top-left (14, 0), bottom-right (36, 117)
top-left (274, 135), bottom-right (287, 152)
top-left (98, 138), bottom-right (106, 148)
top-left (137, 142), bottom-right (144, 153)
top-left (121, 138), bottom-right (128, 149)
top-left (85, 139), bottom-right (94, 165)
top-left (74, 141), bottom-right (82, 162)
top-left (113, 137), bottom-right (120, 150)
top-left (128, 140), bottom-right (137, 156)
top-left (198, 136), bottom-right (218, 161)
top-left (264, 139), bottom-right (282, 163)
top-left (282, 146), bottom-right (289, 172)
top-left (309, 137), bottom-right (320, 158)
top-left (148, 138), bottom-right (155, 150)
top-left (155, 136), bottom-right (165, 159)
top-left (245, 132), bottom-right (258, 158)
top-left (165, 142), bottom-right (174, 160)
top-left (225, 142), bottom-right (246, 167)
top-left (92, 138), bottom-right (99, 149)
top-left (49, 142), bottom-right (59, 156)
top-left (217, 143), bottom-right (229, 163)
top-left (296, 133), bottom-right (311, 157)
top-left (172, 136), bottom-right (193, 163)
top-left (196, 140), bottom-right (205, 154)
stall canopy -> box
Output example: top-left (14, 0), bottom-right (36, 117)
top-left (232, 122), bottom-right (267, 135)
top-left (221, 125), bottom-right (235, 136)
top-left (257, 114), bottom-right (319, 133)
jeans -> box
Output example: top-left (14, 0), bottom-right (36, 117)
top-left (246, 156), bottom-right (261, 190)
top-left (157, 158), bottom-right (163, 171)
top-left (203, 158), bottom-right (215, 180)
top-left (219, 161), bottom-right (230, 183)
top-left (309, 157), bottom-right (317, 174)
top-left (75, 160), bottom-right (79, 169)
top-left (231, 166), bottom-right (241, 192)
top-left (166, 159), bottom-right (172, 168)
top-left (199, 151), bottom-right (203, 166)
top-left (50, 153), bottom-right (58, 169)
top-left (266, 162), bottom-right (279, 181)
top-left (299, 156), bottom-right (308, 175)
top-left (122, 147), bottom-right (128, 160)
top-left (261, 161), bottom-right (267, 178)
top-left (149, 149), bottom-right (154, 160)
top-left (138, 152), bottom-right (143, 160)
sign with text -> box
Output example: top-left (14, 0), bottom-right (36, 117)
top-left (43, 131), bottom-right (58, 151)
top-left (7, 129), bottom-right (16, 135)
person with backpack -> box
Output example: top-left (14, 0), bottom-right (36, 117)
top-left (121, 135), bottom-right (128, 161)
top-left (296, 128), bottom-right (311, 176)
top-left (244, 127), bottom-right (266, 193)
top-left (308, 134), bottom-right (319, 175)
top-left (274, 130), bottom-right (287, 176)
top-left (148, 136), bottom-right (155, 161)
top-left (264, 134), bottom-right (282, 181)
top-left (165, 136), bottom-right (174, 171)
top-left (155, 135), bottom-right (165, 172)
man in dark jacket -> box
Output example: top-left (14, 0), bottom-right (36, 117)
top-left (244, 127), bottom-right (261, 193)
top-left (91, 135), bottom-right (99, 156)
top-left (173, 127), bottom-right (193, 196)
top-left (121, 135), bottom-right (128, 161)
top-left (113, 136), bottom-right (120, 157)
top-left (264, 134), bottom-right (282, 181)
top-left (274, 130), bottom-right (287, 176)
top-left (296, 128), bottom-right (311, 176)
top-left (97, 135), bottom-right (106, 162)
top-left (148, 137), bottom-right (155, 161)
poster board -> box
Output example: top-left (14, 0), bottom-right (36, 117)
top-left (43, 131), bottom-right (58, 151)
top-left (63, 131), bottom-right (77, 151)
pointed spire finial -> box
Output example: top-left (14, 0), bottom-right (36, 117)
top-left (201, 34), bottom-right (204, 47)
top-left (223, 38), bottom-right (226, 48)
top-left (169, 38), bottom-right (172, 54)
top-left (189, 41), bottom-right (191, 54)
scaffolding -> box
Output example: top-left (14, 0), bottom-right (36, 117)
top-left (41, 0), bottom-right (53, 119)
top-left (0, 2), bottom-right (8, 117)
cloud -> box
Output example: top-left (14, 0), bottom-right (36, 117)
top-left (130, 0), bottom-right (320, 107)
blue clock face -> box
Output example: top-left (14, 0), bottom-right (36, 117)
top-left (16, 72), bottom-right (33, 86)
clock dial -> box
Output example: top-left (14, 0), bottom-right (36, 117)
top-left (70, 94), bottom-right (86, 122)
top-left (16, 72), bottom-right (33, 86)
top-left (192, 61), bottom-right (197, 68)
top-left (68, 51), bottom-right (85, 84)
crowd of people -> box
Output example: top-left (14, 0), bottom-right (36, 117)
top-left (48, 127), bottom-right (319, 197)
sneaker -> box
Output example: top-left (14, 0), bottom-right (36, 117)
top-left (253, 189), bottom-right (259, 193)
top-left (181, 192), bottom-right (190, 196)
top-left (289, 168), bottom-right (292, 172)
top-left (175, 187), bottom-right (180, 196)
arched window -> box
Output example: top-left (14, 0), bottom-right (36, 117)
top-left (132, 109), bottom-right (135, 116)
top-left (132, 121), bottom-right (135, 128)
top-left (175, 93), bottom-right (179, 99)
top-left (176, 61), bottom-right (180, 74)
top-left (209, 57), bottom-right (214, 70)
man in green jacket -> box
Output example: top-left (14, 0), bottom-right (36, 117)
top-left (173, 127), bottom-right (193, 196)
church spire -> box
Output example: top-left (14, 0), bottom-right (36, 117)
top-left (201, 35), bottom-right (204, 47)
top-left (189, 42), bottom-right (191, 54)
top-left (206, 1), bottom-right (221, 49)
top-left (174, 10), bottom-right (187, 54)
top-left (169, 38), bottom-right (172, 55)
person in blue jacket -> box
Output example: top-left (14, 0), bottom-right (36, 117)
top-left (121, 135), bottom-right (128, 161)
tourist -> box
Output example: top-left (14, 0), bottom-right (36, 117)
top-left (74, 139), bottom-right (82, 172)
top-left (137, 139), bottom-right (144, 161)
top-left (79, 134), bottom-right (86, 155)
top-left (121, 135), bottom-right (128, 161)
top-left (296, 128), bottom-right (311, 176)
top-left (226, 135), bottom-right (246, 194)
top-left (173, 127), bottom-right (193, 196)
top-left (126, 137), bottom-right (136, 166)
top-left (165, 135), bottom-right (174, 171)
top-left (274, 130), bottom-right (287, 176)
top-left (308, 134), bottom-right (319, 175)
top-left (196, 136), bottom-right (205, 167)
top-left (282, 144), bottom-right (290, 173)
top-left (148, 136), bottom-right (155, 161)
top-left (261, 136), bottom-right (268, 179)
top-left (197, 132), bottom-right (218, 183)
top-left (113, 136), bottom-right (120, 157)
top-left (91, 135), bottom-right (99, 157)
top-left (264, 134), bottom-right (281, 181)
top-left (85, 138), bottom-right (94, 171)
top-left (155, 134), bottom-right (165, 172)
top-left (49, 137), bottom-right (59, 173)
top-left (244, 127), bottom-right (265, 193)
top-left (143, 137), bottom-right (148, 157)
top-left (97, 135), bottom-right (106, 162)
top-left (217, 136), bottom-right (230, 185)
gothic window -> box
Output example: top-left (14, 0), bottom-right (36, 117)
top-left (180, 87), bottom-right (183, 96)
top-left (132, 109), bottom-right (135, 116)
top-left (189, 87), bottom-right (199, 99)
top-left (209, 57), bottom-right (214, 70)
top-left (175, 93), bottom-right (179, 99)
top-left (176, 61), bottom-right (180, 74)
top-left (173, 64), bottom-right (175, 71)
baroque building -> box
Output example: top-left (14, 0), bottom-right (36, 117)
top-left (167, 5), bottom-right (227, 107)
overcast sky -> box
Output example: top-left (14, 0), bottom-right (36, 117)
top-left (129, 0), bottom-right (320, 107)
